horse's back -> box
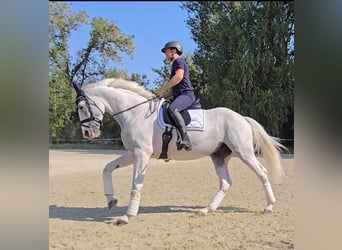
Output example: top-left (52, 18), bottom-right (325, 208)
top-left (204, 107), bottom-right (249, 128)
top-left (201, 107), bottom-right (254, 149)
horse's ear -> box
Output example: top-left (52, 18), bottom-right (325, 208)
top-left (72, 81), bottom-right (84, 97)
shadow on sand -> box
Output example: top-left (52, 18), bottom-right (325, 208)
top-left (49, 204), bottom-right (251, 222)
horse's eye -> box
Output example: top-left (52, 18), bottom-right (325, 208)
top-left (78, 104), bottom-right (84, 110)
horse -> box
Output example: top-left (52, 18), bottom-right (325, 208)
top-left (72, 78), bottom-right (286, 226)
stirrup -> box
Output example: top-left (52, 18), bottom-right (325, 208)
top-left (182, 142), bottom-right (192, 151)
top-left (177, 139), bottom-right (192, 151)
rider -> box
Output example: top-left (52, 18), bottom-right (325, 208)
top-left (156, 41), bottom-right (196, 151)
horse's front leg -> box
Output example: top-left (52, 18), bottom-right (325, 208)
top-left (114, 148), bottom-right (151, 226)
top-left (103, 151), bottom-right (133, 209)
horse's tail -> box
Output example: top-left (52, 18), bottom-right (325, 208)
top-left (244, 116), bottom-right (286, 184)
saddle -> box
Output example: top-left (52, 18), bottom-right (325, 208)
top-left (159, 98), bottom-right (202, 160)
top-left (162, 98), bottom-right (202, 126)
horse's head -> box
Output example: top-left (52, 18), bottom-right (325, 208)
top-left (73, 82), bottom-right (105, 139)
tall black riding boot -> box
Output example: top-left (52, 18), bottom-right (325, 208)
top-left (169, 108), bottom-right (192, 151)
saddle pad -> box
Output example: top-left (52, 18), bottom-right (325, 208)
top-left (157, 99), bottom-right (205, 131)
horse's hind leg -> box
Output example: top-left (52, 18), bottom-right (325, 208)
top-left (198, 144), bottom-right (232, 216)
top-left (239, 150), bottom-right (276, 213)
top-left (103, 151), bottom-right (133, 208)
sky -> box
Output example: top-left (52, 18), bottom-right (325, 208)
top-left (67, 1), bottom-right (197, 88)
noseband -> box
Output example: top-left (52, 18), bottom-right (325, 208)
top-left (76, 95), bottom-right (104, 128)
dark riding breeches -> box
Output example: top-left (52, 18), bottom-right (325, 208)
top-left (167, 91), bottom-right (195, 113)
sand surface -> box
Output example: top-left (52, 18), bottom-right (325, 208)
top-left (49, 149), bottom-right (294, 250)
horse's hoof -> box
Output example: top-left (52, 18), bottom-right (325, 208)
top-left (108, 199), bottom-right (118, 209)
top-left (263, 207), bottom-right (273, 213)
top-left (113, 215), bottom-right (128, 226)
top-left (196, 210), bottom-right (207, 217)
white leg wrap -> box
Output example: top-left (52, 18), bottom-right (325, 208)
top-left (103, 174), bottom-right (114, 195)
top-left (126, 190), bottom-right (141, 216)
top-left (105, 194), bottom-right (114, 203)
top-left (263, 182), bottom-right (276, 204)
top-left (209, 190), bottom-right (226, 211)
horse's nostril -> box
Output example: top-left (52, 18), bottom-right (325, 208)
top-left (84, 130), bottom-right (89, 137)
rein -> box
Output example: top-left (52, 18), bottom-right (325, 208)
top-left (112, 96), bottom-right (160, 117)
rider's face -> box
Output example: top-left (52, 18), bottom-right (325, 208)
top-left (163, 48), bottom-right (174, 61)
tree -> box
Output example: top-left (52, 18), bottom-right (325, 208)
top-left (181, 1), bottom-right (294, 138)
top-left (49, 2), bottom-right (135, 139)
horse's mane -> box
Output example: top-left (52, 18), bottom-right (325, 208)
top-left (84, 78), bottom-right (154, 99)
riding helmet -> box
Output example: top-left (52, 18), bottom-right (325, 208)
top-left (161, 41), bottom-right (183, 55)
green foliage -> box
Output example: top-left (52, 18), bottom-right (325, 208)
top-left (49, 2), bottom-right (135, 140)
top-left (151, 59), bottom-right (172, 90)
top-left (49, 1), bottom-right (294, 141)
top-left (180, 1), bottom-right (294, 137)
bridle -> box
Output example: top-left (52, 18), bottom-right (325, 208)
top-left (76, 93), bottom-right (159, 128)
top-left (76, 95), bottom-right (104, 128)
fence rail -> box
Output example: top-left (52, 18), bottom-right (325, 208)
top-left (50, 138), bottom-right (294, 153)
top-left (49, 138), bottom-right (124, 149)
top-left (50, 138), bottom-right (122, 144)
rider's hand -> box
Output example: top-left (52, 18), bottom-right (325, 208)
top-left (155, 89), bottom-right (164, 99)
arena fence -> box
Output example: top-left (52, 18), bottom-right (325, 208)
top-left (50, 138), bottom-right (294, 153)
top-left (49, 138), bottom-right (124, 150)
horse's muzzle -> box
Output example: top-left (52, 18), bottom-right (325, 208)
top-left (82, 128), bottom-right (101, 139)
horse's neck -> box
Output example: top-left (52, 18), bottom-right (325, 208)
top-left (89, 87), bottom-right (153, 125)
